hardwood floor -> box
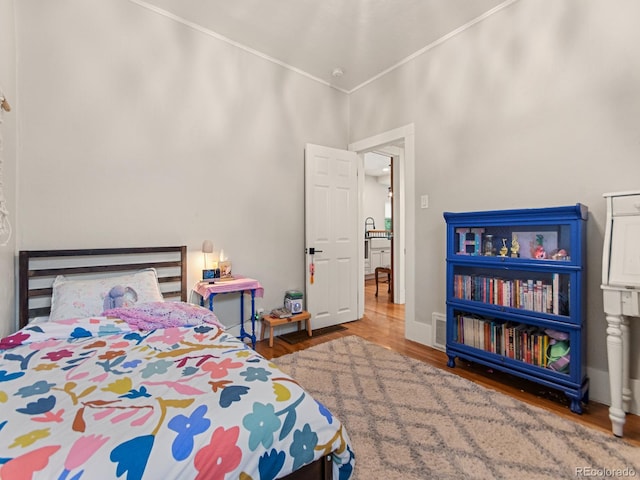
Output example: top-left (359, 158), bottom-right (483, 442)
top-left (255, 280), bottom-right (640, 447)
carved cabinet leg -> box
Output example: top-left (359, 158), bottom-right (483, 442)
top-left (606, 314), bottom-right (626, 437)
top-left (620, 316), bottom-right (631, 413)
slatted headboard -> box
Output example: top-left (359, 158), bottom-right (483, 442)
top-left (19, 246), bottom-right (187, 328)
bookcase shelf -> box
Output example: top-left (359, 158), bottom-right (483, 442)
top-left (444, 204), bottom-right (588, 414)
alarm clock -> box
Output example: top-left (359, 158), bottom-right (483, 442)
top-left (202, 268), bottom-right (220, 280)
top-left (284, 290), bottom-right (304, 314)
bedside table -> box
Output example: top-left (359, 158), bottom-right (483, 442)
top-left (195, 277), bottom-right (264, 349)
top-left (260, 311), bottom-right (312, 347)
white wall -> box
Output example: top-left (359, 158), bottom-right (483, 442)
top-left (10, 0), bottom-right (349, 333)
top-left (363, 175), bottom-right (389, 232)
top-left (0, 0), bottom-right (17, 337)
top-left (350, 0), bottom-right (640, 409)
top-left (8, 0), bottom-right (640, 411)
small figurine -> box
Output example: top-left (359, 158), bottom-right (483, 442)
top-left (533, 245), bottom-right (547, 259)
top-left (499, 238), bottom-right (508, 257)
top-left (483, 234), bottom-right (494, 256)
top-left (550, 248), bottom-right (568, 261)
top-left (510, 233), bottom-right (520, 258)
top-left (530, 234), bottom-right (547, 259)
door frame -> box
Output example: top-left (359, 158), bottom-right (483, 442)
top-left (349, 124), bottom-right (417, 340)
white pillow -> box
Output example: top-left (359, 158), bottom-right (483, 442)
top-left (29, 316), bottom-right (51, 324)
top-left (49, 268), bottom-right (164, 321)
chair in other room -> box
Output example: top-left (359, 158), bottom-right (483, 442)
top-left (374, 266), bottom-right (392, 296)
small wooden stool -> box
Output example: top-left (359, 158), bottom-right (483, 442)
top-left (260, 311), bottom-right (312, 347)
top-left (375, 267), bottom-right (392, 296)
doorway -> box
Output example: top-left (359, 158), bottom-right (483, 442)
top-left (363, 151), bottom-right (394, 304)
top-left (350, 123), bottom-right (416, 341)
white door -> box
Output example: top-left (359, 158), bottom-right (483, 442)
top-left (305, 144), bottom-right (359, 329)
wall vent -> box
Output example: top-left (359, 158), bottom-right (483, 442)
top-left (432, 312), bottom-right (446, 352)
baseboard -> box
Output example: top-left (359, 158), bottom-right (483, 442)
top-left (587, 366), bottom-right (639, 416)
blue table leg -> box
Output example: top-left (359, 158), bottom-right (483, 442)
top-left (202, 288), bottom-right (256, 350)
top-left (238, 289), bottom-right (257, 349)
top-left (240, 289), bottom-right (246, 340)
top-left (249, 289), bottom-right (256, 348)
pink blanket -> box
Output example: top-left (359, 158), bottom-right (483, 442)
top-left (103, 301), bottom-right (223, 330)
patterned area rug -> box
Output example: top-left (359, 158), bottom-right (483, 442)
top-left (274, 336), bottom-right (640, 480)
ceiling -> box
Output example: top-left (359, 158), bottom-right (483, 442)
top-left (137, 0), bottom-right (512, 92)
top-left (364, 152), bottom-right (392, 181)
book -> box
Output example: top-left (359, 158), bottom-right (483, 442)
top-left (214, 276), bottom-right (235, 282)
top-left (552, 273), bottom-right (559, 315)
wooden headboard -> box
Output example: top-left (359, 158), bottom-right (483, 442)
top-left (19, 246), bottom-right (187, 328)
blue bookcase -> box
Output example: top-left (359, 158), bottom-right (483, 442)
top-left (443, 204), bottom-right (589, 413)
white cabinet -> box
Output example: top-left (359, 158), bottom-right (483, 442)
top-left (381, 249), bottom-right (391, 268)
top-left (364, 239), bottom-right (371, 274)
top-left (601, 190), bottom-right (640, 437)
top-left (370, 248), bottom-right (391, 271)
top-left (370, 250), bottom-right (381, 271)
top-left (365, 238), bottom-right (391, 275)
top-left (364, 258), bottom-right (371, 275)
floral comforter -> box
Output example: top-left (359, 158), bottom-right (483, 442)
top-left (0, 318), bottom-right (354, 480)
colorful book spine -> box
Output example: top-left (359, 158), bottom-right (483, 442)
top-left (552, 273), bottom-right (559, 315)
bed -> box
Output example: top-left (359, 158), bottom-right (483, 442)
top-left (2, 246), bottom-right (354, 480)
